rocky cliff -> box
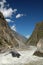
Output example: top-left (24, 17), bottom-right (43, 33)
top-left (26, 21), bottom-right (43, 46)
top-left (0, 12), bottom-right (27, 52)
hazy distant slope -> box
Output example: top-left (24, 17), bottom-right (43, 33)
top-left (12, 30), bottom-right (27, 43)
top-left (26, 21), bottom-right (43, 46)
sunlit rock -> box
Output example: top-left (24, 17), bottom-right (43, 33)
top-left (37, 39), bottom-right (43, 53)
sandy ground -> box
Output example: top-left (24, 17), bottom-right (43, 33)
top-left (0, 46), bottom-right (43, 65)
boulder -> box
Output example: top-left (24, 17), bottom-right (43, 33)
top-left (10, 51), bottom-right (21, 58)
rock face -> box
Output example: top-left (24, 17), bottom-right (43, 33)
top-left (37, 39), bottom-right (43, 53)
top-left (33, 39), bottom-right (43, 57)
top-left (0, 12), bottom-right (27, 52)
top-left (33, 51), bottom-right (43, 57)
top-left (26, 22), bottom-right (43, 46)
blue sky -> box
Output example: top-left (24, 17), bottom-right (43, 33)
top-left (0, 0), bottom-right (43, 38)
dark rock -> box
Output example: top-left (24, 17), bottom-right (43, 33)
top-left (33, 51), bottom-right (43, 57)
top-left (10, 51), bottom-right (21, 58)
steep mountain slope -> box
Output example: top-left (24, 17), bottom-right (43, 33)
top-left (0, 12), bottom-right (27, 52)
top-left (26, 21), bottom-right (43, 46)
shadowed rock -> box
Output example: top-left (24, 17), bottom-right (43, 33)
top-left (10, 51), bottom-right (21, 58)
top-left (33, 51), bottom-right (43, 57)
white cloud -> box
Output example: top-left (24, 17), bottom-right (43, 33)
top-left (26, 35), bottom-right (30, 39)
top-left (0, 0), bottom-right (6, 9)
top-left (0, 0), bottom-right (17, 18)
top-left (14, 9), bottom-right (17, 13)
top-left (1, 8), bottom-right (17, 18)
top-left (11, 25), bottom-right (16, 31)
top-left (6, 19), bottom-right (11, 22)
top-left (1, 8), bottom-right (13, 17)
top-left (0, 0), bottom-right (25, 32)
top-left (6, 19), bottom-right (14, 22)
top-left (0, 0), bottom-right (25, 19)
top-left (16, 14), bottom-right (24, 18)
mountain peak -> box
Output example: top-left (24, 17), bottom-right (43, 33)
top-left (0, 12), bottom-right (7, 28)
top-left (0, 12), bottom-right (4, 19)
